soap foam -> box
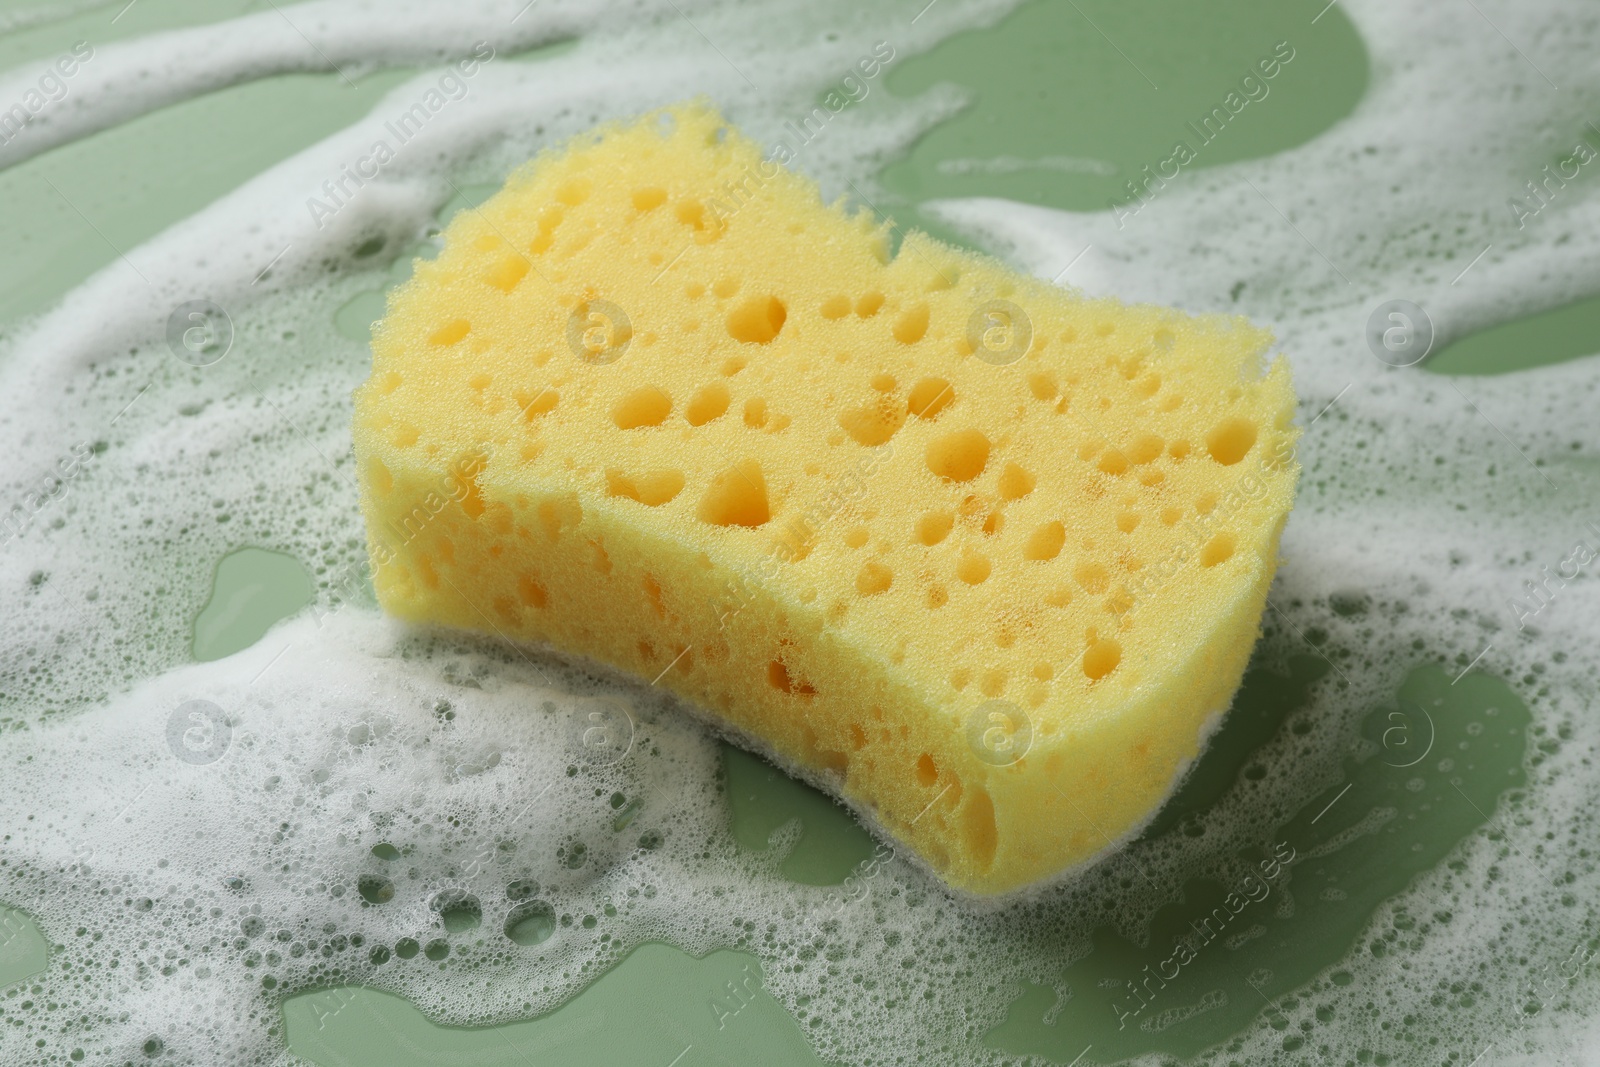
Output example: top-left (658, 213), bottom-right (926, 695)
top-left (2, 0), bottom-right (1600, 1064)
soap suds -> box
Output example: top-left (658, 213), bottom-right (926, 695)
top-left (2, 0), bottom-right (1599, 1064)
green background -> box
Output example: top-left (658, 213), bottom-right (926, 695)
top-left (0, 0), bottom-right (1590, 1063)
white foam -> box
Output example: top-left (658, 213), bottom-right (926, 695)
top-left (3, 0), bottom-right (1600, 1064)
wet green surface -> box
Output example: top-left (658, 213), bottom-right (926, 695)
top-left (0, 22), bottom-right (576, 333)
top-left (723, 743), bottom-right (877, 885)
top-left (0, 66), bottom-right (418, 328)
top-left (0, 905), bottom-right (48, 990)
top-left (986, 664), bottom-right (1531, 1062)
top-left (260, 655), bottom-right (1535, 1066)
top-left (271, 742), bottom-right (870, 1064)
top-left (880, 0), bottom-right (1367, 240)
top-left (0, 653), bottom-right (1540, 1063)
top-left (283, 942), bottom-right (835, 1066)
top-left (1139, 653), bottom-right (1330, 843)
top-left (0, 0), bottom-right (256, 77)
top-left (332, 289), bottom-right (390, 343)
top-left (1428, 292), bottom-right (1600, 376)
top-left (191, 546), bottom-right (314, 661)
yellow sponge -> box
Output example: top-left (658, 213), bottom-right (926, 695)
top-left (353, 104), bottom-right (1298, 896)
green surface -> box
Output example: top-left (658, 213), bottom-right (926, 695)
top-left (255, 642), bottom-right (1534, 1065)
top-left (987, 664), bottom-right (1530, 1062)
top-left (1139, 653), bottom-right (1330, 842)
top-left (0, 0), bottom-right (255, 76)
top-left (191, 546), bottom-right (314, 661)
top-left (723, 743), bottom-right (877, 885)
top-left (0, 905), bottom-right (49, 991)
top-left (0, 64), bottom-right (418, 327)
top-left (1428, 292), bottom-right (1600, 375)
top-left (284, 942), bottom-right (834, 1067)
top-left (0, 650), bottom-right (1539, 1064)
top-left (880, 0), bottom-right (1368, 240)
top-left (0, 23), bottom-right (572, 333)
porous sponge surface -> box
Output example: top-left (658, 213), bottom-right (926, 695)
top-left (353, 104), bottom-right (1299, 896)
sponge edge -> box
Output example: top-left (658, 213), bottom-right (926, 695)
top-left (353, 102), bottom-right (1300, 897)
